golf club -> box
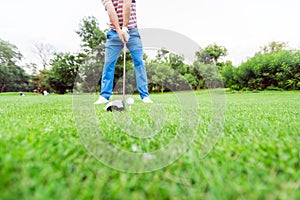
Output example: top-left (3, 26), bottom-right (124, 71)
top-left (104, 43), bottom-right (127, 112)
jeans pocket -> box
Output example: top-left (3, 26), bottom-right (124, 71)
top-left (107, 30), bottom-right (117, 39)
top-left (106, 31), bottom-right (112, 39)
top-left (130, 30), bottom-right (141, 39)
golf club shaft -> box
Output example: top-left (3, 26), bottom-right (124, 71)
top-left (122, 43), bottom-right (126, 102)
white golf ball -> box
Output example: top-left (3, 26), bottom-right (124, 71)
top-left (126, 97), bottom-right (134, 105)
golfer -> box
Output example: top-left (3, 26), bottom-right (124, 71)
top-left (94, 0), bottom-right (153, 104)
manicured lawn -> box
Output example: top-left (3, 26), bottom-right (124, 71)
top-left (0, 91), bottom-right (299, 199)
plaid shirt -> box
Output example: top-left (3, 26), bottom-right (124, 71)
top-left (102, 0), bottom-right (137, 30)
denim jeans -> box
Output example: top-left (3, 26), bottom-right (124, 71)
top-left (100, 29), bottom-right (150, 100)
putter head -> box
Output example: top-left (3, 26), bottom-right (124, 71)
top-left (104, 100), bottom-right (125, 112)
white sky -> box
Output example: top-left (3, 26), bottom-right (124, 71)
top-left (1, 0), bottom-right (300, 67)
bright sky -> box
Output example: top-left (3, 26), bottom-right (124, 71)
top-left (1, 0), bottom-right (300, 67)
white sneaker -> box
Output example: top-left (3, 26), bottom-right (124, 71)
top-left (142, 96), bottom-right (153, 104)
top-left (94, 96), bottom-right (109, 105)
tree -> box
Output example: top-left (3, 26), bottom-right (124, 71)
top-left (155, 48), bottom-right (188, 74)
top-left (195, 44), bottom-right (228, 66)
top-left (234, 49), bottom-right (300, 90)
top-left (47, 52), bottom-right (85, 94)
top-left (0, 39), bottom-right (29, 92)
top-left (193, 62), bottom-right (223, 89)
top-left (76, 16), bottom-right (106, 54)
top-left (24, 62), bottom-right (38, 75)
top-left (189, 44), bottom-right (227, 90)
top-left (155, 48), bottom-right (170, 62)
top-left (188, 62), bottom-right (204, 90)
top-left (32, 42), bottom-right (56, 70)
top-left (147, 62), bottom-right (175, 92)
top-left (221, 61), bottom-right (236, 88)
top-left (0, 39), bottom-right (22, 65)
top-left (151, 49), bottom-right (202, 90)
top-left (75, 16), bottom-right (109, 94)
top-left (260, 41), bottom-right (288, 54)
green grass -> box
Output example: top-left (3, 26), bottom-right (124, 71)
top-left (0, 91), bottom-right (300, 199)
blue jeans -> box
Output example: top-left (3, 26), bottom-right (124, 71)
top-left (100, 29), bottom-right (150, 100)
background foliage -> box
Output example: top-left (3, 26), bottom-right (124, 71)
top-left (0, 17), bottom-right (299, 94)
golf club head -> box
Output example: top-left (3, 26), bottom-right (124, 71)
top-left (104, 100), bottom-right (125, 112)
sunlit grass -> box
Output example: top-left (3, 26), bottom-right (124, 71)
top-left (0, 91), bottom-right (299, 199)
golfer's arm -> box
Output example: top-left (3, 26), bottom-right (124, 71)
top-left (122, 0), bottom-right (132, 28)
top-left (105, 3), bottom-right (121, 31)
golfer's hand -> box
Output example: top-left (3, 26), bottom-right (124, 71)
top-left (116, 28), bottom-right (129, 43)
top-left (116, 29), bottom-right (125, 43)
top-left (122, 27), bottom-right (130, 42)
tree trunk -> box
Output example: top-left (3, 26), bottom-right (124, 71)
top-left (1, 83), bottom-right (6, 92)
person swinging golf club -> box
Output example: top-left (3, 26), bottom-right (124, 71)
top-left (94, 0), bottom-right (153, 107)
